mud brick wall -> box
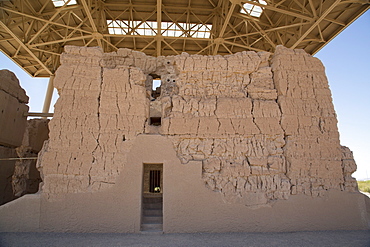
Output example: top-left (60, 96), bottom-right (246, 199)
top-left (38, 45), bottom-right (357, 207)
top-left (0, 70), bottom-right (29, 204)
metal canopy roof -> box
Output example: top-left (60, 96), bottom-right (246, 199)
top-left (0, 0), bottom-right (369, 78)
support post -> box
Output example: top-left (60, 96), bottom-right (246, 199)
top-left (156, 0), bottom-right (162, 57)
top-left (42, 74), bottom-right (55, 117)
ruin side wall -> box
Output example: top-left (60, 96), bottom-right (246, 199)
top-left (13, 119), bottom-right (49, 197)
top-left (0, 70), bottom-right (29, 205)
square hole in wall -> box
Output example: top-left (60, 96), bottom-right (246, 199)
top-left (150, 117), bottom-right (161, 126)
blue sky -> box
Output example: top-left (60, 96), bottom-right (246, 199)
top-left (0, 11), bottom-right (369, 180)
top-left (315, 11), bottom-right (370, 180)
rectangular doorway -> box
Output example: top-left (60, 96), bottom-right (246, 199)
top-left (141, 164), bottom-right (163, 232)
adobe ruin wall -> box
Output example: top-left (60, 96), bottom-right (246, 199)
top-left (0, 70), bottom-right (49, 204)
top-left (0, 70), bottom-right (29, 205)
top-left (12, 118), bottom-right (49, 197)
top-left (38, 45), bottom-right (358, 207)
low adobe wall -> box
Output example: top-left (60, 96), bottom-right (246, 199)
top-left (0, 135), bottom-right (369, 233)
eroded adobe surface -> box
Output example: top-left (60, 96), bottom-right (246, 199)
top-left (38, 45), bottom-right (357, 206)
top-left (0, 70), bottom-right (49, 202)
top-left (13, 119), bottom-right (49, 197)
top-left (0, 70), bottom-right (29, 204)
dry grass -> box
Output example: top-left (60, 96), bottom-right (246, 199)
top-left (357, 180), bottom-right (370, 193)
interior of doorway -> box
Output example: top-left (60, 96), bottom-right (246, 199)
top-left (141, 163), bottom-right (163, 232)
top-left (142, 164), bottom-right (163, 195)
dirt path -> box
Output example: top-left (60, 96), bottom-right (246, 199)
top-left (0, 230), bottom-right (369, 247)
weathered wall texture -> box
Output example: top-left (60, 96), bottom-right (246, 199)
top-left (1, 45), bottom-right (366, 233)
top-left (0, 134), bottom-right (369, 233)
top-left (38, 45), bottom-right (356, 206)
top-left (0, 70), bottom-right (29, 205)
top-left (0, 70), bottom-right (28, 147)
top-left (0, 70), bottom-right (48, 203)
top-left (13, 119), bottom-right (49, 197)
top-left (38, 46), bottom-right (149, 195)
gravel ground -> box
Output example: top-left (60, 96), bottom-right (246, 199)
top-left (0, 230), bottom-right (369, 247)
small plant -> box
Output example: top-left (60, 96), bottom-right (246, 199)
top-left (357, 180), bottom-right (370, 193)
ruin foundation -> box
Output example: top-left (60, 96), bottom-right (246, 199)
top-left (0, 46), bottom-right (369, 233)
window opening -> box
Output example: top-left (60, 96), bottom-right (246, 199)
top-left (149, 75), bottom-right (161, 128)
top-left (149, 170), bottom-right (161, 193)
top-left (52, 0), bottom-right (77, 7)
top-left (152, 79), bottom-right (161, 100)
top-left (150, 117), bottom-right (161, 126)
top-left (240, 0), bottom-right (267, 18)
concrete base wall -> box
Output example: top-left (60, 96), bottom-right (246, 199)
top-left (0, 135), bottom-right (369, 233)
top-left (0, 194), bottom-right (40, 232)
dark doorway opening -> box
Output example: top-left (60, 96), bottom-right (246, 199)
top-left (141, 164), bottom-right (163, 232)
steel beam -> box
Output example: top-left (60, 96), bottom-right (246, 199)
top-left (213, 1), bottom-right (236, 55)
top-left (27, 0), bottom-right (74, 45)
top-left (0, 20), bottom-right (52, 75)
top-left (81, 0), bottom-right (103, 47)
top-left (26, 113), bottom-right (54, 118)
top-left (0, 7), bottom-right (92, 34)
top-left (291, 0), bottom-right (341, 48)
top-left (157, 0), bottom-right (162, 56)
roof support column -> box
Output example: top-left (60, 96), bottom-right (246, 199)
top-left (42, 74), bottom-right (55, 117)
top-left (157, 0), bottom-right (162, 57)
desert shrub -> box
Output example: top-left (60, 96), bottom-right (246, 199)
top-left (357, 180), bottom-right (370, 193)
